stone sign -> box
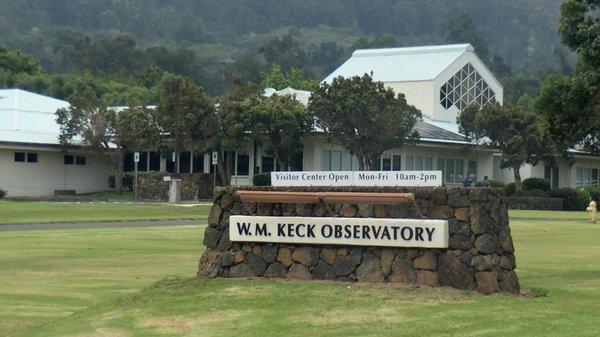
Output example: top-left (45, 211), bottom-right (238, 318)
top-left (230, 216), bottom-right (448, 248)
top-left (198, 186), bottom-right (520, 295)
top-left (271, 171), bottom-right (442, 187)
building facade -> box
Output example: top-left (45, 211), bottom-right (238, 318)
top-left (3, 44), bottom-right (599, 197)
top-left (0, 89), bottom-right (113, 197)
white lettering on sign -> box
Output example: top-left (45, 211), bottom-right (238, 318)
top-left (229, 216), bottom-right (449, 248)
top-left (271, 171), bottom-right (442, 187)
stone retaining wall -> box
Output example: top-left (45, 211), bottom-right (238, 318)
top-left (502, 196), bottom-right (563, 210)
top-left (137, 172), bottom-right (214, 201)
top-left (197, 186), bottom-right (519, 294)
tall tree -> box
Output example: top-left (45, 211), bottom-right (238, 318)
top-left (260, 64), bottom-right (318, 91)
top-left (446, 13), bottom-right (511, 77)
top-left (56, 88), bottom-right (160, 192)
top-left (213, 75), bottom-right (258, 185)
top-left (245, 94), bottom-right (312, 170)
top-left (309, 74), bottom-right (421, 170)
top-left (536, 0), bottom-right (600, 156)
top-left (458, 102), bottom-right (552, 189)
top-left (0, 45), bottom-right (43, 75)
top-left (155, 76), bottom-right (216, 172)
top-left (258, 34), bottom-right (308, 73)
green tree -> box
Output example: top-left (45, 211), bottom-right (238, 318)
top-left (245, 94), bottom-right (312, 170)
top-left (258, 34), bottom-right (308, 73)
top-left (0, 45), bottom-right (43, 75)
top-left (155, 76), bottom-right (216, 173)
top-left (213, 76), bottom-right (258, 185)
top-left (260, 64), bottom-right (318, 91)
top-left (309, 74), bottom-right (421, 170)
top-left (536, 0), bottom-right (600, 155)
top-left (56, 88), bottom-right (161, 192)
top-left (458, 102), bottom-right (551, 189)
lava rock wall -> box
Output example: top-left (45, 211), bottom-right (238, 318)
top-left (197, 186), bottom-right (519, 294)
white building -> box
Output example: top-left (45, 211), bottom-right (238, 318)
top-left (0, 89), bottom-right (113, 197)
top-left (3, 44), bottom-right (599, 196)
top-left (218, 44), bottom-right (599, 188)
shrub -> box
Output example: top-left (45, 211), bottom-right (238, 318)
top-left (548, 188), bottom-right (590, 211)
top-left (108, 173), bottom-right (134, 190)
top-left (475, 180), bottom-right (504, 188)
top-left (504, 183), bottom-right (516, 196)
top-left (252, 172), bottom-right (271, 186)
top-left (521, 188), bottom-right (548, 197)
top-left (584, 186), bottom-right (600, 202)
top-left (490, 180), bottom-right (505, 188)
top-left (522, 178), bottom-right (551, 191)
top-left (0, 188), bottom-right (6, 199)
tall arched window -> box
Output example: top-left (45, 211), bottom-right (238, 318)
top-left (440, 63), bottom-right (495, 110)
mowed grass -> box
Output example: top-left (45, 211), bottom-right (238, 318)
top-left (0, 225), bottom-right (204, 337)
top-left (0, 211), bottom-right (599, 336)
top-left (0, 201), bottom-right (211, 224)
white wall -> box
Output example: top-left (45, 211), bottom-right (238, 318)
top-left (0, 147), bottom-right (113, 197)
top-left (385, 81), bottom-right (434, 119)
top-left (305, 137), bottom-right (495, 184)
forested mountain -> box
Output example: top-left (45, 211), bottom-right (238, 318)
top-left (0, 0), bottom-right (570, 104)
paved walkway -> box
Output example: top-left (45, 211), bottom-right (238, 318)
top-left (0, 219), bottom-right (207, 232)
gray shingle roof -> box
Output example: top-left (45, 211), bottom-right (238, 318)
top-left (415, 121), bottom-right (468, 143)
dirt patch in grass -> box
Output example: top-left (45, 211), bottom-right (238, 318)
top-left (139, 311), bottom-right (247, 334)
top-left (67, 329), bottom-right (130, 337)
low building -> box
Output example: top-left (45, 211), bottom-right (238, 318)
top-left (212, 44), bottom-right (600, 188)
top-left (3, 44), bottom-right (599, 196)
top-left (0, 89), bottom-right (113, 197)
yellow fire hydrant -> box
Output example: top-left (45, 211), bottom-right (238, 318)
top-left (586, 200), bottom-right (597, 223)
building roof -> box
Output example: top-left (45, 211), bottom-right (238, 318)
top-left (263, 87), bottom-right (312, 105)
top-left (265, 86), bottom-right (469, 144)
top-left (0, 89), bottom-right (71, 146)
top-left (415, 120), bottom-right (468, 143)
top-left (323, 44), bottom-right (473, 83)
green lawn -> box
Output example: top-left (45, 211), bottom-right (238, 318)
top-left (0, 201), bottom-right (211, 224)
top-left (0, 211), bottom-right (599, 336)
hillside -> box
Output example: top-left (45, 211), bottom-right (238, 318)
top-left (0, 0), bottom-right (571, 101)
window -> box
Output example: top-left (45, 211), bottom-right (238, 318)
top-left (17, 152), bottom-right (38, 163)
top-left (179, 151), bottom-right (191, 173)
top-left (415, 156), bottom-right (424, 170)
top-left (438, 157), bottom-right (466, 184)
top-left (76, 156), bottom-right (86, 165)
top-left (381, 154), bottom-right (392, 171)
top-left (374, 154), bottom-right (400, 171)
top-left (545, 165), bottom-right (559, 189)
top-left (446, 158), bottom-right (455, 183)
top-left (576, 167), bottom-right (599, 188)
top-left (468, 161), bottom-right (477, 176)
top-left (124, 153), bottom-right (134, 172)
top-left (440, 63), bottom-right (496, 111)
top-left (406, 156), bottom-right (431, 170)
top-left (424, 157), bottom-right (433, 170)
top-left (341, 152), bottom-right (354, 171)
top-left (149, 152), bottom-right (161, 171)
top-left (322, 150), bottom-right (343, 171)
top-left (262, 156), bottom-right (275, 173)
top-left (236, 152), bottom-right (250, 176)
top-left (192, 152), bottom-right (204, 173)
top-left (64, 155), bottom-right (74, 165)
top-left (405, 156), bottom-right (414, 170)
top-left (137, 152), bottom-right (147, 171)
top-left (456, 159), bottom-right (464, 183)
top-left (393, 155), bottom-right (402, 170)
